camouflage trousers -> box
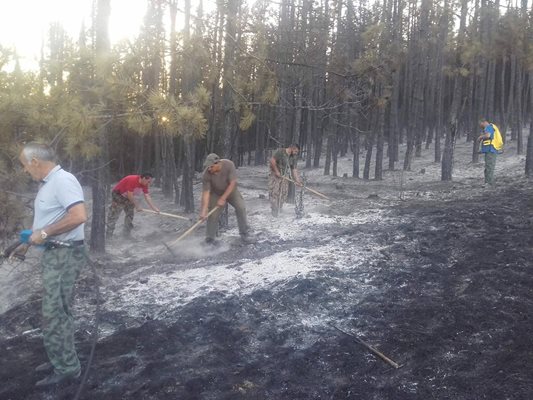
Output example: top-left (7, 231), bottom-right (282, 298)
top-left (268, 173), bottom-right (289, 216)
top-left (106, 191), bottom-right (134, 237)
top-left (484, 152), bottom-right (497, 185)
top-left (206, 189), bottom-right (249, 240)
top-left (41, 245), bottom-right (86, 375)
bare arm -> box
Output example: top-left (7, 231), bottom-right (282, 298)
top-left (217, 179), bottom-right (237, 207)
top-left (127, 191), bottom-right (143, 211)
top-left (144, 193), bottom-right (160, 212)
top-left (291, 168), bottom-right (302, 185)
top-left (270, 157), bottom-right (281, 177)
top-left (30, 203), bottom-right (87, 245)
top-left (200, 190), bottom-right (211, 219)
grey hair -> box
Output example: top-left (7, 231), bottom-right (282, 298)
top-left (21, 142), bottom-right (56, 163)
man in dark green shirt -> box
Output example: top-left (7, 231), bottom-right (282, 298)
top-left (269, 144), bottom-right (302, 217)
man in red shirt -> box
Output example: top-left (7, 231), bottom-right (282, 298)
top-left (106, 173), bottom-right (160, 239)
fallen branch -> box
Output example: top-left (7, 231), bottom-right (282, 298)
top-left (281, 176), bottom-right (330, 200)
top-left (167, 207), bottom-right (219, 246)
top-left (331, 324), bottom-right (401, 369)
top-left (141, 209), bottom-right (191, 221)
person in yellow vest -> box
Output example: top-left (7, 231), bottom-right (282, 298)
top-left (478, 118), bottom-right (503, 186)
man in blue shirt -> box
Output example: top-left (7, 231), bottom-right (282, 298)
top-left (18, 142), bottom-right (87, 387)
top-left (478, 118), bottom-right (498, 186)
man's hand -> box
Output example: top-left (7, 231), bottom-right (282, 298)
top-left (216, 198), bottom-right (227, 208)
top-left (153, 208), bottom-right (160, 213)
top-left (29, 230), bottom-right (45, 246)
top-left (200, 209), bottom-right (208, 220)
top-left (275, 171), bottom-right (281, 178)
top-left (135, 206), bottom-right (143, 212)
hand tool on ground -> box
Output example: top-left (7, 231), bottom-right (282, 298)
top-left (1, 240), bottom-right (25, 263)
top-left (331, 324), bottom-right (401, 369)
top-left (141, 209), bottom-right (191, 221)
top-left (281, 176), bottom-right (330, 200)
top-left (168, 206), bottom-right (220, 247)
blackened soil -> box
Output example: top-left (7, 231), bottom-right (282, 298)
top-left (1, 182), bottom-right (532, 400)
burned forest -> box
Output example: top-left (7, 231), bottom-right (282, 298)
top-left (1, 0), bottom-right (533, 399)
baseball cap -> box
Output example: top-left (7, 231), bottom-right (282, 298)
top-left (203, 153), bottom-right (220, 170)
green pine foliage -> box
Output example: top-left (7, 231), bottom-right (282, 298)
top-left (147, 87), bottom-right (209, 139)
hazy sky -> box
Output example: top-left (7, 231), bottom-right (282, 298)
top-left (0, 0), bottom-right (147, 70)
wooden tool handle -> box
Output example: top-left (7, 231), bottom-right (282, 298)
top-left (168, 207), bottom-right (219, 246)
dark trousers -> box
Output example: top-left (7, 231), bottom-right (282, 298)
top-left (484, 152), bottom-right (497, 185)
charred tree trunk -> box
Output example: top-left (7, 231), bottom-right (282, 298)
top-left (179, 0), bottom-right (196, 212)
top-left (324, 132), bottom-right (332, 176)
top-left (441, 0), bottom-right (468, 181)
top-left (363, 133), bottom-right (374, 180)
top-left (352, 128), bottom-right (360, 178)
top-left (167, 0), bottom-right (179, 201)
top-left (375, 101), bottom-right (385, 180)
top-left (220, 0), bottom-right (239, 159)
top-left (90, 0), bottom-right (111, 253)
top-left (516, 65), bottom-right (524, 154)
top-left (526, 123), bottom-right (533, 176)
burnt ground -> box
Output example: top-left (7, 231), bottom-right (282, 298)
top-left (0, 152), bottom-right (533, 400)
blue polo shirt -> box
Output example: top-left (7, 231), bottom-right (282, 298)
top-left (33, 165), bottom-right (85, 241)
top-left (481, 124), bottom-right (497, 154)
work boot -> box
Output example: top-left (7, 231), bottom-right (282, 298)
top-left (240, 232), bottom-right (257, 244)
top-left (205, 237), bottom-right (219, 247)
top-left (35, 369), bottom-right (81, 388)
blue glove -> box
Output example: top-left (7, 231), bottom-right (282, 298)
top-left (20, 229), bottom-right (33, 244)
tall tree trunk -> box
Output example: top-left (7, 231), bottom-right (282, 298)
top-left (90, 0), bottom-right (111, 253)
top-left (180, 0), bottom-right (196, 212)
top-left (526, 122), bottom-right (533, 176)
top-left (166, 0), bottom-right (179, 201)
top-left (389, 67), bottom-right (400, 170)
top-left (441, 0), bottom-right (468, 181)
top-left (526, 54), bottom-right (533, 174)
top-left (180, 140), bottom-right (195, 212)
top-left (375, 99), bottom-right (385, 180)
top-left (324, 132), bottom-right (332, 176)
top-left (220, 0), bottom-right (240, 158)
top-left (363, 133), bottom-right (374, 180)
top-left (352, 127), bottom-right (360, 178)
top-left (516, 65), bottom-right (524, 154)
top-left (332, 134), bottom-right (338, 177)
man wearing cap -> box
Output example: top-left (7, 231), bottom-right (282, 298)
top-left (17, 142), bottom-right (87, 387)
top-left (200, 154), bottom-right (255, 244)
top-left (269, 143), bottom-right (302, 217)
top-left (106, 173), bottom-right (160, 239)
